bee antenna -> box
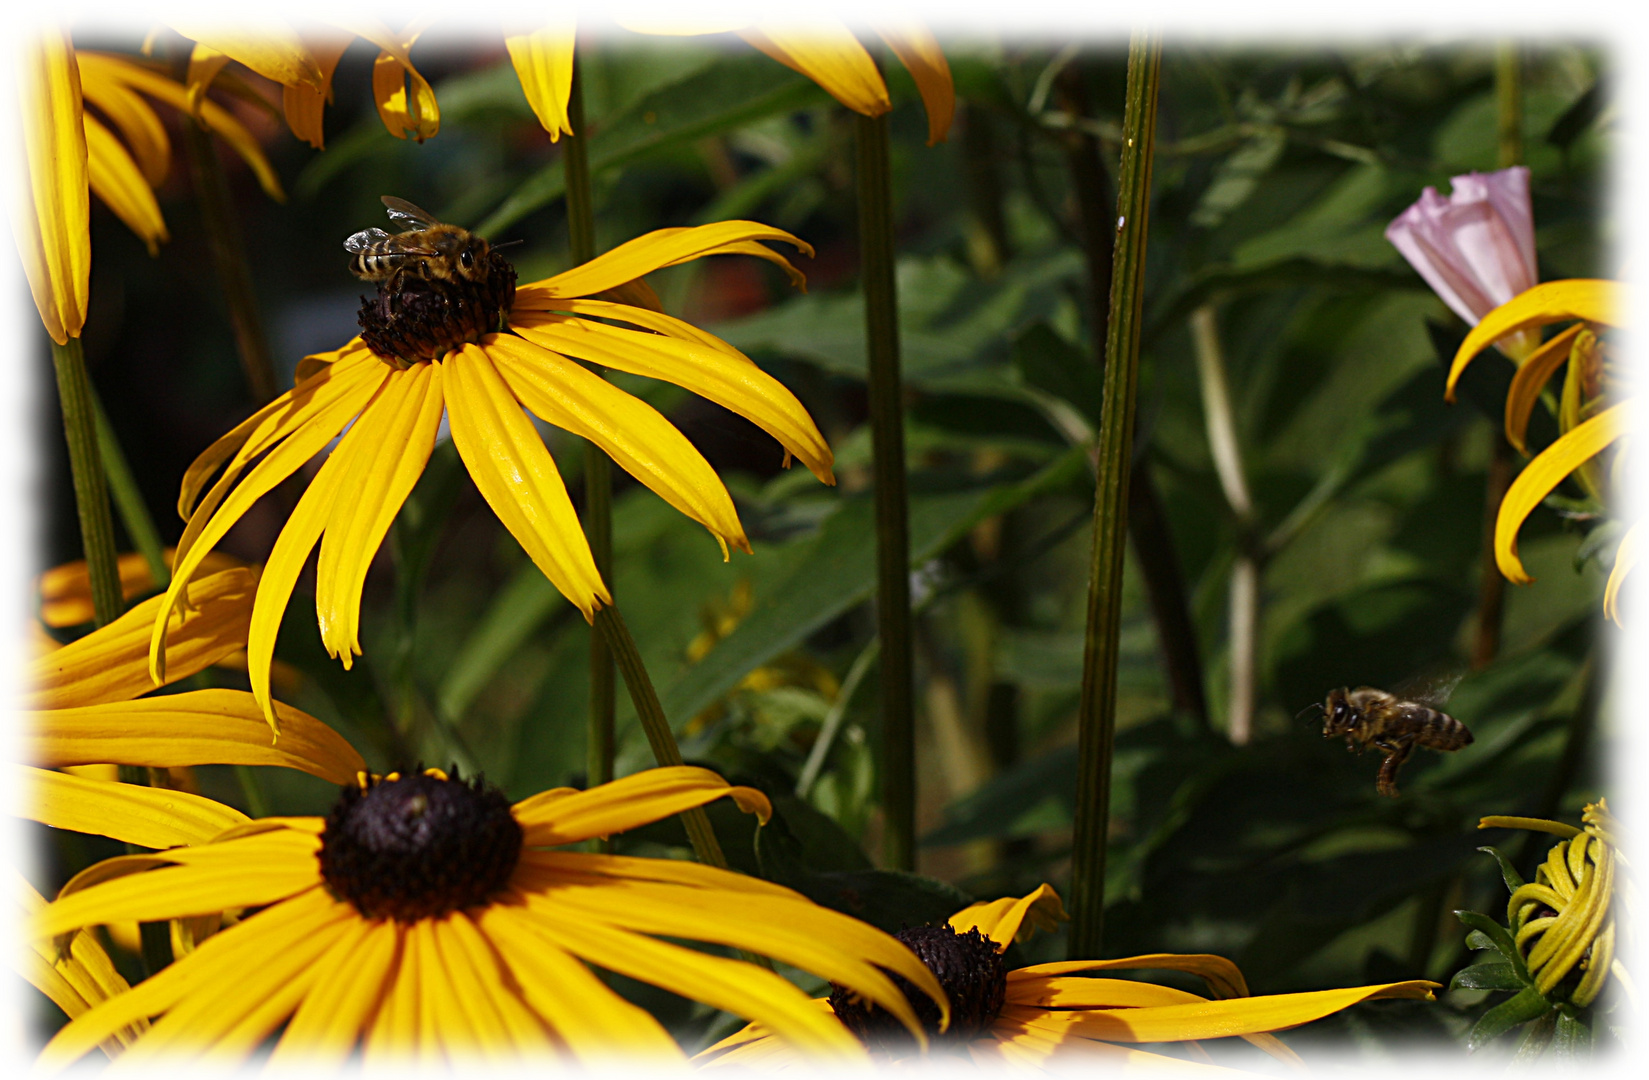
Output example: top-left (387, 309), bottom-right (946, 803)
top-left (1296, 702), bottom-right (1324, 722)
top-left (490, 239), bottom-right (525, 251)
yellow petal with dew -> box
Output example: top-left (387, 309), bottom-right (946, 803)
top-left (1495, 399), bottom-right (1636, 584)
top-left (280, 36), bottom-right (351, 150)
top-left (184, 43), bottom-right (232, 116)
top-left (1604, 520), bottom-right (1640, 626)
top-left (511, 309), bottom-right (834, 483)
top-left (873, 21), bottom-right (954, 144)
top-left (269, 919), bottom-right (398, 1065)
top-left (487, 334), bottom-right (748, 555)
top-left (525, 220), bottom-right (812, 300)
top-left (504, 19), bottom-right (577, 140)
top-left (490, 901), bottom-right (871, 1061)
top-left (444, 344), bottom-right (608, 619)
top-left (1013, 954), bottom-right (1251, 1000)
top-left (11, 870), bottom-right (146, 1053)
top-left (739, 22), bottom-right (888, 118)
top-left (17, 27), bottom-right (90, 345)
top-left (19, 764), bottom-right (249, 849)
top-left (950, 883), bottom-right (1068, 948)
top-left (77, 56), bottom-right (169, 186)
top-left (316, 362), bottom-right (445, 666)
top-left (1446, 279), bottom-right (1623, 402)
top-left (28, 688), bottom-right (365, 784)
top-left (514, 765), bottom-right (771, 843)
top-left (166, 22), bottom-right (321, 90)
top-left (1504, 324), bottom-right (1584, 453)
top-left (83, 112), bottom-right (168, 254)
top-left (32, 566), bottom-right (255, 709)
top-left (76, 51), bottom-right (285, 202)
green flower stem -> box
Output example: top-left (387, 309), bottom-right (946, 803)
top-left (854, 109), bottom-right (917, 872)
top-left (565, 62), bottom-right (617, 801)
top-left (181, 117), bottom-right (277, 404)
top-left (1068, 33), bottom-right (1161, 960)
top-left (51, 337), bottom-right (122, 627)
top-left (594, 605), bottom-right (728, 870)
top-left (90, 389), bottom-right (169, 589)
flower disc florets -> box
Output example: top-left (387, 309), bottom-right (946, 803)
top-left (318, 768), bottom-right (521, 921)
top-left (357, 252), bottom-right (517, 368)
top-left (829, 924), bottom-right (1006, 1051)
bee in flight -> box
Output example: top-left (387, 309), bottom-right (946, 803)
top-left (345, 196), bottom-right (497, 288)
top-left (1315, 685), bottom-right (1473, 797)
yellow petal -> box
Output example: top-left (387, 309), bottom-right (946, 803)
top-left (1446, 280), bottom-right (1623, 403)
top-left (444, 344), bottom-right (608, 619)
top-left (315, 362), bottom-right (445, 666)
top-left (1013, 954), bottom-right (1252, 1000)
top-left (10, 870), bottom-right (146, 1053)
top-left (524, 220), bottom-right (812, 300)
top-left (950, 883), bottom-right (1068, 948)
top-left (1604, 520), bottom-right (1641, 626)
top-left (36, 547), bottom-right (242, 628)
top-left (504, 20), bottom-right (577, 141)
top-left (28, 688), bottom-right (365, 784)
top-left (351, 19), bottom-right (440, 142)
top-left (166, 22), bottom-right (322, 90)
top-left (739, 22), bottom-right (889, 118)
top-left (1006, 975), bottom-right (1207, 1009)
top-left (595, 226), bottom-right (810, 290)
top-left (486, 335), bottom-right (749, 555)
top-left (31, 566), bottom-right (256, 710)
top-left (873, 22), bottom-right (954, 144)
top-left (77, 56), bottom-right (170, 186)
top-left (184, 44), bottom-right (232, 116)
top-left (511, 308), bottom-right (835, 484)
top-left (83, 112), bottom-right (168, 254)
top-left (16, 27), bottom-right (90, 344)
top-left (269, 919), bottom-right (398, 1065)
top-left (1495, 400), bottom-right (1637, 584)
top-left (19, 764), bottom-right (249, 848)
top-left (513, 765), bottom-right (771, 843)
top-left (1504, 324), bottom-right (1584, 453)
top-left (280, 37), bottom-right (351, 150)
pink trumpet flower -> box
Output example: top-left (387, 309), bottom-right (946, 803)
top-left (1386, 166), bottom-right (1540, 360)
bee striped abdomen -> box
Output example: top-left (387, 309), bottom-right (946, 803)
top-left (1412, 707), bottom-right (1473, 751)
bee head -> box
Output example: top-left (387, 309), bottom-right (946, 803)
top-left (1319, 688), bottom-right (1355, 737)
top-left (428, 229), bottom-right (491, 283)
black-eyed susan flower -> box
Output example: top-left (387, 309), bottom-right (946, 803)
top-left (1443, 279), bottom-right (1634, 622)
top-left (698, 884), bottom-right (1439, 1070)
top-left (31, 766), bottom-right (946, 1067)
top-left (150, 220), bottom-right (834, 730)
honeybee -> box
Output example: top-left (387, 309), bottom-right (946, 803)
top-left (345, 196), bottom-right (496, 288)
top-left (1317, 685), bottom-right (1473, 797)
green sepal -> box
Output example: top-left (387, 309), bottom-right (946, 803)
top-left (1551, 1006), bottom-right (1593, 1061)
top-left (1469, 986), bottom-right (1554, 1051)
top-left (1510, 1010), bottom-right (1556, 1062)
top-left (1451, 961), bottom-right (1527, 992)
top-left (1477, 845), bottom-right (1527, 895)
top-left (1456, 910), bottom-right (1528, 978)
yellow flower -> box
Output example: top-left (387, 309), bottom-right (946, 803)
top-left (507, 13), bottom-right (954, 145)
top-left (1444, 280), bottom-right (1635, 622)
top-left (35, 548), bottom-right (241, 629)
top-left (698, 884), bottom-right (1438, 1070)
top-left (31, 766), bottom-right (947, 1068)
top-left (150, 220), bottom-right (834, 731)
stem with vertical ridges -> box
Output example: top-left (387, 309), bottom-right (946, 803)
top-left (1069, 33), bottom-right (1161, 960)
top-left (51, 337), bottom-right (122, 627)
top-left (855, 109), bottom-right (916, 872)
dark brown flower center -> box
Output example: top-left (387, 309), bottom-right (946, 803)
top-left (357, 252), bottom-right (517, 367)
top-left (318, 768), bottom-right (521, 921)
top-left (829, 924), bottom-right (1007, 1052)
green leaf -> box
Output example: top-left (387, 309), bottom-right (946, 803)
top-left (1546, 81), bottom-right (1604, 151)
top-left (1468, 986), bottom-right (1553, 1051)
top-left (1455, 910), bottom-right (1528, 977)
top-left (1465, 929), bottom-right (1497, 952)
top-left (1011, 321), bottom-right (1101, 425)
top-left (1191, 126), bottom-right (1287, 228)
top-left (1551, 1006), bottom-right (1593, 1061)
top-left (1477, 845), bottom-right (1527, 896)
top-left (1510, 1010), bottom-right (1557, 1062)
top-left (436, 562), bottom-right (568, 721)
top-left (1450, 961), bottom-right (1528, 993)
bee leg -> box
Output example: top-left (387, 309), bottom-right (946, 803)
top-left (1373, 735), bottom-right (1416, 798)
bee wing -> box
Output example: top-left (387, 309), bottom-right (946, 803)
top-left (1392, 666), bottom-right (1466, 709)
top-left (344, 227), bottom-right (393, 253)
top-left (381, 196), bottom-right (441, 231)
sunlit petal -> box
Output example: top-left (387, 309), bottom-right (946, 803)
top-left (513, 765), bottom-right (771, 842)
top-left (76, 56), bottom-right (170, 185)
top-left (183, 43), bottom-right (232, 116)
top-left (950, 882), bottom-right (1067, 947)
top-left (739, 22), bottom-right (889, 118)
top-left (83, 113), bottom-right (167, 254)
top-left (504, 18), bottom-right (577, 141)
top-left (1446, 279), bottom-right (1623, 402)
top-left (342, 18), bottom-right (440, 142)
top-left (12, 871), bottom-right (146, 1054)
top-left (1504, 323), bottom-right (1585, 453)
top-left (281, 37), bottom-right (351, 150)
top-left (524, 220), bottom-right (812, 299)
top-left (873, 21), bottom-right (954, 144)
top-left (166, 21), bottom-right (322, 90)
top-left (20, 764), bottom-right (249, 848)
top-left (1604, 520), bottom-right (1640, 626)
top-left (17, 26), bottom-right (90, 344)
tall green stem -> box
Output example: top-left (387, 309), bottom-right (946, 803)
top-left (90, 389), bottom-right (169, 588)
top-left (51, 337), bottom-right (122, 626)
top-left (1068, 33), bottom-right (1161, 960)
top-left (594, 606), bottom-right (728, 869)
top-left (564, 63), bottom-right (617, 800)
top-left (854, 110), bottom-right (916, 872)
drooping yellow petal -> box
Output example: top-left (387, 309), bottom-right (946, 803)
top-left (504, 18), bottom-right (577, 140)
top-left (523, 220), bottom-right (812, 300)
top-left (315, 362), bottom-right (445, 666)
top-left (511, 309), bottom-right (835, 484)
top-left (950, 883), bottom-right (1068, 948)
top-left (348, 18), bottom-right (440, 142)
top-left (1006, 975), bottom-right (1208, 1009)
top-left (83, 112), bottom-right (168, 254)
top-left (1013, 954), bottom-right (1252, 1000)
top-left (487, 335), bottom-right (749, 555)
top-left (606, 226), bottom-right (810, 290)
top-left (1604, 520), bottom-right (1641, 626)
top-left (280, 37), bottom-right (351, 150)
top-left (11, 870), bottom-right (146, 1054)
top-left (1496, 400), bottom-right (1637, 584)
top-left (184, 43), bottom-right (233, 116)
top-left (20, 764), bottom-right (250, 848)
top-left (1504, 323), bottom-right (1585, 453)
top-left (166, 22), bottom-right (323, 90)
top-left (513, 765), bottom-right (771, 843)
top-left (37, 547), bottom-right (241, 629)
top-left (77, 56), bottom-right (170, 186)
top-left (873, 22), bottom-right (954, 144)
top-left (269, 919), bottom-right (399, 1065)
top-left (28, 688), bottom-right (365, 784)
top-left (444, 344), bottom-right (608, 619)
top-left (1446, 280), bottom-right (1623, 402)
top-left (17, 27), bottom-right (90, 344)
top-left (738, 22), bottom-right (889, 118)
top-left (32, 566), bottom-right (255, 710)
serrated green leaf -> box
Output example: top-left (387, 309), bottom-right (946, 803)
top-left (1468, 986), bottom-right (1553, 1051)
top-left (1477, 845), bottom-right (1527, 896)
top-left (1450, 961), bottom-right (1527, 992)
